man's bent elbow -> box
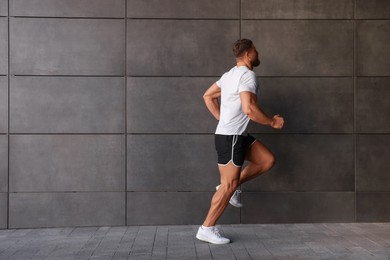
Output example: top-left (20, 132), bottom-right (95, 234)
top-left (242, 106), bottom-right (253, 117)
top-left (203, 93), bottom-right (211, 101)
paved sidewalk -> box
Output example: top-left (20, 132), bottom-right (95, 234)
top-left (0, 223), bottom-right (389, 260)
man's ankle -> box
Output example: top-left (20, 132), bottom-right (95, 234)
top-left (202, 225), bottom-right (214, 230)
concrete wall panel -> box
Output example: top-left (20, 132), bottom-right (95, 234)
top-left (10, 18), bottom-right (125, 75)
top-left (0, 18), bottom-right (7, 75)
top-left (9, 192), bottom-right (125, 228)
top-left (357, 20), bottom-right (390, 76)
top-left (127, 192), bottom-right (239, 225)
top-left (10, 135), bottom-right (125, 192)
top-left (357, 135), bottom-right (390, 192)
top-left (0, 135), bottom-right (7, 192)
top-left (0, 0), bottom-right (7, 16)
top-left (357, 192), bottom-right (390, 222)
top-left (242, 0), bottom-right (353, 19)
top-left (249, 77), bottom-right (353, 134)
top-left (0, 77), bottom-right (7, 133)
top-left (243, 135), bottom-right (355, 192)
top-left (10, 0), bottom-right (124, 17)
top-left (356, 0), bottom-right (390, 19)
top-left (10, 76), bottom-right (125, 133)
top-left (127, 77), bottom-right (217, 133)
top-left (127, 20), bottom-right (239, 76)
top-left (0, 193), bottom-right (6, 228)
top-left (127, 135), bottom-right (218, 191)
top-left (127, 0), bottom-right (240, 19)
top-left (242, 20), bottom-right (353, 76)
top-left (242, 192), bottom-right (355, 223)
top-left (356, 77), bottom-right (390, 133)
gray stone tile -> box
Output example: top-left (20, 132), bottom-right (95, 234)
top-left (127, 135), bottom-right (219, 191)
top-left (242, 0), bottom-right (353, 19)
top-left (229, 242), bottom-right (252, 259)
top-left (0, 192), bottom-right (7, 228)
top-left (194, 243), bottom-right (212, 259)
top-left (9, 192), bottom-right (125, 228)
top-left (242, 20), bottom-right (353, 76)
top-left (356, 0), bottom-right (390, 19)
top-left (127, 192), bottom-right (240, 225)
top-left (10, 135), bottom-right (125, 192)
top-left (127, 0), bottom-right (239, 19)
top-left (127, 77), bottom-right (217, 134)
top-left (10, 18), bottom-right (125, 75)
top-left (357, 135), bottom-right (390, 192)
top-left (249, 77), bottom-right (353, 134)
top-left (167, 246), bottom-right (196, 258)
top-left (89, 253), bottom-right (115, 260)
top-left (0, 77), bottom-right (7, 133)
top-left (0, 18), bottom-right (7, 75)
top-left (242, 192), bottom-right (355, 223)
top-left (209, 244), bottom-right (236, 260)
top-left (357, 192), bottom-right (390, 222)
top-left (10, 0), bottom-right (124, 17)
top-left (243, 135), bottom-right (355, 192)
top-left (0, 0), bottom-right (7, 16)
top-left (356, 77), bottom-right (390, 133)
top-left (127, 19), bottom-right (239, 76)
top-left (357, 20), bottom-right (390, 76)
top-left (10, 76), bottom-right (125, 133)
top-left (112, 251), bottom-right (130, 260)
top-left (0, 135), bottom-right (7, 192)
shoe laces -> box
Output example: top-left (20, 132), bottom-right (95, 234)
top-left (233, 190), bottom-right (242, 197)
top-left (211, 226), bottom-right (222, 238)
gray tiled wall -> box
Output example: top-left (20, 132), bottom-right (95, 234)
top-left (0, 18), bottom-right (7, 75)
top-left (1, 0), bottom-right (389, 228)
top-left (0, 77), bottom-right (7, 133)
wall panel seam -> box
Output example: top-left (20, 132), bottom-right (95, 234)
top-left (9, 16), bottom-right (125, 20)
top-left (353, 0), bottom-right (357, 223)
top-left (124, 0), bottom-right (128, 226)
top-left (7, 0), bottom-right (10, 229)
top-left (10, 75), bottom-right (365, 78)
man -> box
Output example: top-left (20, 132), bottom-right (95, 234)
top-left (196, 39), bottom-right (284, 244)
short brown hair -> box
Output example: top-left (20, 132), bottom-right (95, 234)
top-left (232, 39), bottom-right (253, 58)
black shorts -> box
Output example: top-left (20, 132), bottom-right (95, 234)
top-left (215, 134), bottom-right (257, 167)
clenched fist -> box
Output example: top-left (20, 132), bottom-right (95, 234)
top-left (271, 114), bottom-right (284, 129)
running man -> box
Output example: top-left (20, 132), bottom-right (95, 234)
top-left (196, 39), bottom-right (284, 244)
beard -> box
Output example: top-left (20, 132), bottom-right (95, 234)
top-left (252, 58), bottom-right (260, 67)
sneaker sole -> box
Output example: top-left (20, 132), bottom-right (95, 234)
top-left (229, 199), bottom-right (243, 208)
top-left (196, 233), bottom-right (230, 244)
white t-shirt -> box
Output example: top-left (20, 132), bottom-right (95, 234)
top-left (215, 65), bottom-right (258, 135)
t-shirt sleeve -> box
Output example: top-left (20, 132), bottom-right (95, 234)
top-left (216, 75), bottom-right (223, 88)
top-left (238, 71), bottom-right (257, 94)
top-left (216, 79), bottom-right (221, 88)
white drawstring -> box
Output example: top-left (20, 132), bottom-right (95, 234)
top-left (231, 134), bottom-right (238, 163)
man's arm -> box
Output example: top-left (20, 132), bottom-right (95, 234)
top-left (240, 91), bottom-right (284, 129)
top-left (203, 82), bottom-right (221, 120)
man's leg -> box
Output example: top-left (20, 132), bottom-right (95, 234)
top-left (202, 162), bottom-right (241, 227)
top-left (239, 139), bottom-right (275, 185)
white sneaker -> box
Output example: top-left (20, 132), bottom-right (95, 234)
top-left (196, 226), bottom-right (230, 244)
top-left (216, 185), bottom-right (243, 208)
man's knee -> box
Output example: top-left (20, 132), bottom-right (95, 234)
top-left (260, 154), bottom-right (275, 172)
top-left (221, 180), bottom-right (239, 194)
top-left (267, 154), bottom-right (276, 169)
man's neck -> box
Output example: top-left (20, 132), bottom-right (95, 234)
top-left (236, 60), bottom-right (253, 70)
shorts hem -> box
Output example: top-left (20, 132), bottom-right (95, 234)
top-left (217, 160), bottom-right (242, 168)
